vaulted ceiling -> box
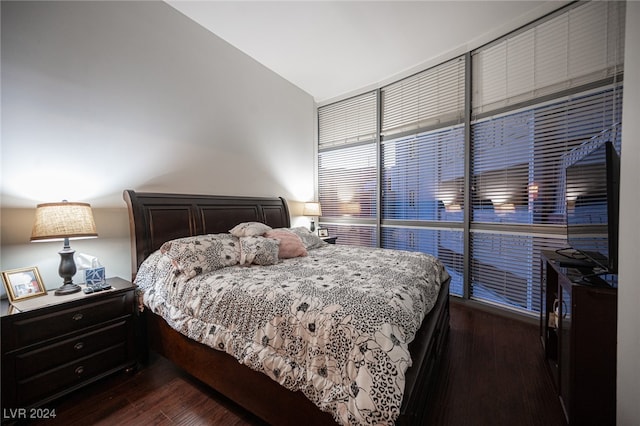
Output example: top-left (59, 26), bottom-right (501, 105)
top-left (167, 1), bottom-right (568, 103)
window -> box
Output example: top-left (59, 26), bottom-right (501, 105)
top-left (318, 92), bottom-right (377, 247)
top-left (472, 1), bottom-right (625, 116)
top-left (317, 1), bottom-right (625, 314)
top-left (381, 57), bottom-right (465, 138)
top-left (318, 91), bottom-right (377, 148)
top-left (382, 227), bottom-right (464, 297)
top-left (468, 0), bottom-right (624, 311)
top-left (377, 58), bottom-right (467, 296)
top-left (469, 233), bottom-right (566, 312)
top-left (382, 126), bottom-right (465, 222)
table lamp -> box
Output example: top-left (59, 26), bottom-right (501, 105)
top-left (303, 202), bottom-right (322, 232)
top-left (30, 201), bottom-right (98, 295)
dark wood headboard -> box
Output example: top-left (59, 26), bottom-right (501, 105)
top-left (123, 190), bottom-right (291, 278)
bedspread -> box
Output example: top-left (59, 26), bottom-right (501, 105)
top-left (135, 242), bottom-right (447, 425)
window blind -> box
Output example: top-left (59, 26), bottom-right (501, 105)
top-left (322, 224), bottom-right (377, 248)
top-left (382, 227), bottom-right (464, 296)
top-left (316, 1), bottom-right (624, 316)
top-left (318, 91), bottom-right (377, 149)
top-left (471, 87), bottom-right (623, 226)
top-left (472, 1), bottom-right (625, 116)
top-left (468, 1), bottom-right (625, 312)
top-left (536, 88), bottom-right (623, 216)
top-left (382, 126), bottom-right (465, 221)
top-left (471, 110), bottom-right (533, 224)
top-left (470, 232), bottom-right (566, 312)
top-left (381, 56), bottom-right (465, 138)
top-left (318, 143), bottom-right (377, 221)
top-left (318, 90), bottom-right (378, 242)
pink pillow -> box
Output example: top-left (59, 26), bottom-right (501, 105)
top-left (264, 229), bottom-right (308, 259)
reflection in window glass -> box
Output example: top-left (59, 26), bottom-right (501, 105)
top-left (318, 143), bottom-right (377, 220)
top-left (382, 126), bottom-right (464, 222)
top-left (382, 227), bottom-right (464, 297)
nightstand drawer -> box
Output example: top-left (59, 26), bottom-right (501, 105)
top-left (11, 293), bottom-right (133, 349)
top-left (15, 320), bottom-right (129, 380)
top-left (16, 343), bottom-right (128, 405)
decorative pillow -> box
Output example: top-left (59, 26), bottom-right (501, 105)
top-left (239, 236), bottom-right (280, 266)
top-left (289, 227), bottom-right (326, 250)
top-left (134, 249), bottom-right (173, 292)
top-left (229, 222), bottom-right (272, 237)
top-left (160, 234), bottom-right (240, 279)
top-left (264, 229), bottom-right (308, 259)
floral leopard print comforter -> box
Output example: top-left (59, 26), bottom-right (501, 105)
top-left (135, 243), bottom-right (448, 425)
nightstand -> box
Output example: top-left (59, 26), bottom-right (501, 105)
top-left (322, 236), bottom-right (338, 245)
top-left (1, 277), bottom-right (137, 412)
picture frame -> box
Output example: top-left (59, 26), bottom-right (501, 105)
top-left (1, 266), bottom-right (47, 303)
top-left (318, 228), bottom-right (329, 237)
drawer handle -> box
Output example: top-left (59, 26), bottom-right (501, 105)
top-left (74, 342), bottom-right (84, 351)
top-left (75, 366), bottom-right (85, 376)
top-left (72, 313), bottom-right (84, 321)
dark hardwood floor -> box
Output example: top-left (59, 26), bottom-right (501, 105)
top-left (425, 301), bottom-right (566, 426)
top-left (30, 301), bottom-right (566, 425)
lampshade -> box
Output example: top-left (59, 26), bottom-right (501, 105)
top-left (31, 202), bottom-right (98, 242)
top-left (303, 202), bottom-right (322, 216)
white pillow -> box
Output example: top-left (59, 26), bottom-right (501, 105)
top-left (229, 221), bottom-right (272, 237)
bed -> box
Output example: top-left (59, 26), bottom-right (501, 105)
top-left (124, 189), bottom-right (450, 425)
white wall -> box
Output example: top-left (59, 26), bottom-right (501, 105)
top-left (617, 2), bottom-right (640, 424)
top-left (0, 1), bottom-right (315, 289)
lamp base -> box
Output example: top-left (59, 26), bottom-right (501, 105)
top-left (55, 242), bottom-right (80, 296)
top-left (54, 283), bottom-right (82, 295)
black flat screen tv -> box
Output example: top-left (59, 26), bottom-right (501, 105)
top-left (565, 141), bottom-right (620, 273)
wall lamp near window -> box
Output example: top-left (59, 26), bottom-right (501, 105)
top-left (30, 201), bottom-right (98, 295)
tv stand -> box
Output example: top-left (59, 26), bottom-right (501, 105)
top-left (540, 250), bottom-right (617, 425)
